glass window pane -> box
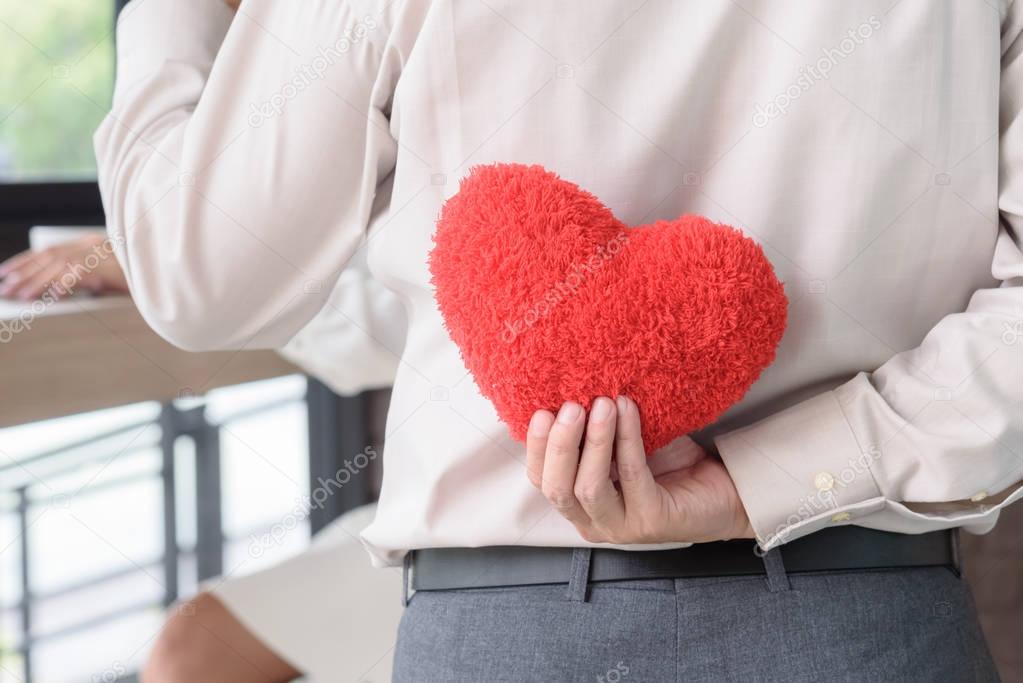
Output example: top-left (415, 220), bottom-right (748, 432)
top-left (29, 476), bottom-right (163, 594)
top-left (0, 503), bottom-right (21, 607)
top-left (220, 400), bottom-right (308, 537)
top-left (32, 565), bottom-right (162, 645)
top-left (33, 608), bottom-right (161, 683)
top-left (0, 1), bottom-right (114, 181)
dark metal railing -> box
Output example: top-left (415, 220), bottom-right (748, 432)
top-left (0, 386), bottom-right (322, 683)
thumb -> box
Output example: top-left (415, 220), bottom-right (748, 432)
top-left (647, 437), bottom-right (707, 476)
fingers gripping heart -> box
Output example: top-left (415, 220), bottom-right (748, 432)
top-left (429, 163), bottom-right (787, 454)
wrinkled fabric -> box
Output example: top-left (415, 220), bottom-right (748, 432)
top-left (96, 0), bottom-right (1023, 565)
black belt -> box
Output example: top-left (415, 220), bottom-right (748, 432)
top-left (411, 527), bottom-right (959, 591)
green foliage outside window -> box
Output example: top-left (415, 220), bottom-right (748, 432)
top-left (0, 1), bottom-right (114, 181)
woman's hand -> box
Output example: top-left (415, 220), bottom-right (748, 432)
top-left (526, 396), bottom-right (755, 545)
top-left (0, 233), bottom-right (129, 301)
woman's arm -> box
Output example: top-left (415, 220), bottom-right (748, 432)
top-left (0, 233), bottom-right (128, 300)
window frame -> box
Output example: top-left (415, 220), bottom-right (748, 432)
top-left (0, 0), bottom-right (127, 256)
top-left (0, 181), bottom-right (104, 228)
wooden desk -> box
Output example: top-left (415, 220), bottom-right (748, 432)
top-left (0, 295), bottom-right (298, 427)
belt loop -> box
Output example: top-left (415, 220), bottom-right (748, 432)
top-left (950, 529), bottom-right (962, 578)
top-left (566, 548), bottom-right (593, 602)
top-left (762, 548), bottom-right (791, 593)
top-left (402, 551), bottom-right (413, 607)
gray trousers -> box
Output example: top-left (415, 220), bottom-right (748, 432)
top-left (393, 549), bottom-right (998, 682)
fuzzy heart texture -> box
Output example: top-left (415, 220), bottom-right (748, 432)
top-left (429, 163), bottom-right (788, 454)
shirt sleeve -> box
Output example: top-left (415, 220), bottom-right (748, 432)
top-left (717, 1), bottom-right (1023, 550)
top-left (94, 0), bottom-right (400, 350)
top-left (277, 250), bottom-right (407, 396)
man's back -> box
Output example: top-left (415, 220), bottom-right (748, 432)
top-left (95, 1), bottom-right (1021, 680)
top-left (358, 0), bottom-right (1019, 561)
top-left (95, 0), bottom-right (1022, 562)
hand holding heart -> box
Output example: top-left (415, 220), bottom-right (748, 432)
top-left (430, 164), bottom-right (787, 454)
top-left (431, 164), bottom-right (784, 544)
top-left (526, 396), bottom-right (754, 544)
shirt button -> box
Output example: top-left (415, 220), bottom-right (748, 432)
top-left (814, 472), bottom-right (835, 492)
top-left (830, 512), bottom-right (852, 523)
top-left (970, 491), bottom-right (988, 502)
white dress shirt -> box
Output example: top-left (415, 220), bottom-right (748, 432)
top-left (96, 0), bottom-right (1023, 565)
top-left (277, 249), bottom-right (406, 397)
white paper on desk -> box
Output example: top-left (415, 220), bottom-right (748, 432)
top-left (29, 225), bottom-right (105, 251)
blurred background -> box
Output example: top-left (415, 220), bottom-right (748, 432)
top-left (3, 2), bottom-right (1023, 682)
top-left (0, 1), bottom-right (109, 183)
top-left (1, 2), bottom-right (392, 680)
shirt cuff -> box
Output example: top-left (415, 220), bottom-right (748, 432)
top-left (114, 0), bottom-right (234, 92)
top-left (715, 390), bottom-right (886, 550)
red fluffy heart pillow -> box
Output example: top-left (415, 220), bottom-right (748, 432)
top-left (430, 163), bottom-right (787, 453)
